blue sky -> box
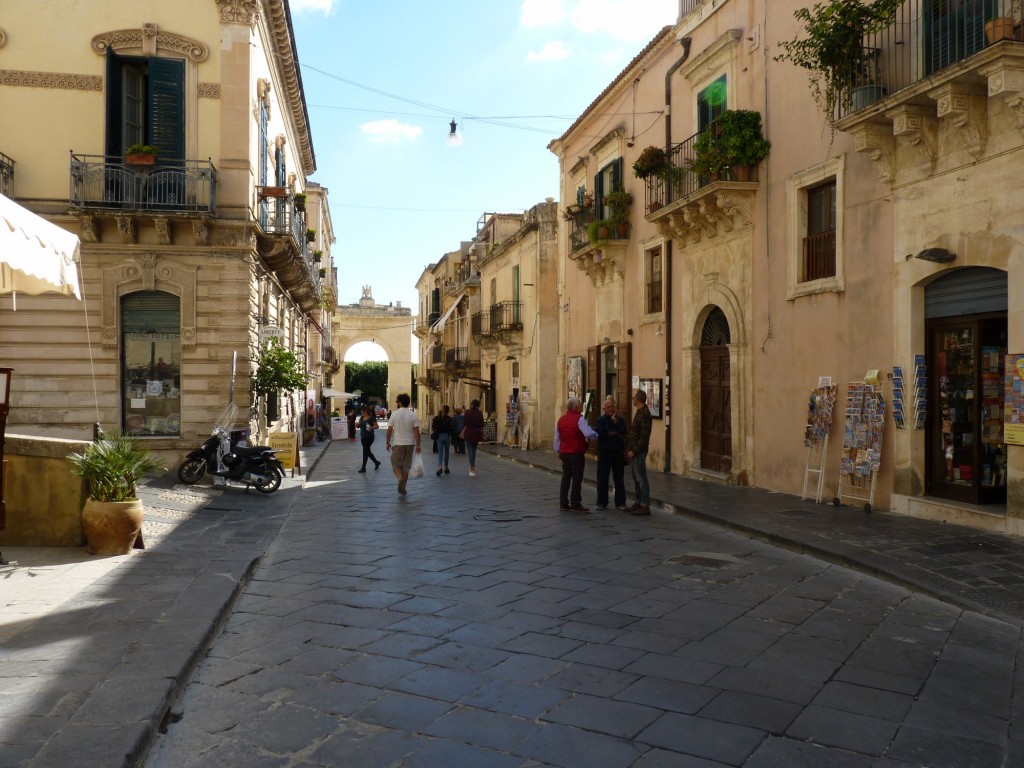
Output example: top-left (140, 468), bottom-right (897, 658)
top-left (289, 0), bottom-right (678, 361)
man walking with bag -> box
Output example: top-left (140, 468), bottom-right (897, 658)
top-left (625, 389), bottom-right (652, 516)
top-left (385, 393), bottom-right (421, 495)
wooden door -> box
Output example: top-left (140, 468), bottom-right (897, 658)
top-left (700, 346), bottom-right (731, 472)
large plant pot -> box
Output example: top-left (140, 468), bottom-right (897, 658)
top-left (850, 84), bottom-right (887, 112)
top-left (82, 499), bottom-right (145, 556)
top-left (985, 18), bottom-right (1016, 44)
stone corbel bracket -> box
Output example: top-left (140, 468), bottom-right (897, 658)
top-left (981, 61), bottom-right (1024, 135)
top-left (848, 120), bottom-right (896, 185)
top-left (116, 215), bottom-right (137, 244)
top-left (154, 217), bottom-right (172, 245)
top-left (660, 190), bottom-right (755, 250)
top-left (887, 105), bottom-right (937, 170)
top-left (928, 82), bottom-right (987, 160)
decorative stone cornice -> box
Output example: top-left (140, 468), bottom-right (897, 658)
top-left (681, 29), bottom-right (741, 82)
top-left (848, 121), bottom-right (896, 186)
top-left (91, 24), bottom-right (209, 62)
top-left (101, 256), bottom-right (198, 349)
top-left (887, 105), bottom-right (937, 170)
top-left (216, 0), bottom-right (259, 25)
top-left (591, 129), bottom-right (624, 156)
top-left (260, 0), bottom-right (316, 174)
top-left (0, 70), bottom-right (101, 91)
top-left (981, 61), bottom-right (1024, 135)
top-left (569, 242), bottom-right (626, 286)
top-left (198, 82), bottom-right (221, 99)
top-left (928, 82), bottom-right (987, 160)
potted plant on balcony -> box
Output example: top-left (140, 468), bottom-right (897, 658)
top-left (125, 144), bottom-right (158, 165)
top-left (603, 188), bottom-right (633, 237)
top-left (312, 249), bottom-right (323, 263)
top-left (716, 109), bottom-right (771, 181)
top-left (632, 145), bottom-right (668, 179)
top-left (775, 0), bottom-right (899, 127)
top-left (318, 267), bottom-right (327, 278)
top-left (690, 125), bottom-right (729, 181)
top-left (67, 429), bottom-right (165, 555)
top-left (258, 184), bottom-right (289, 198)
top-left (306, 228), bottom-right (316, 243)
top-left (587, 218), bottom-right (613, 243)
top-left (293, 192), bottom-right (307, 212)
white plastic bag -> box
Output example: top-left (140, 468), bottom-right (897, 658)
top-left (410, 451), bottom-right (425, 478)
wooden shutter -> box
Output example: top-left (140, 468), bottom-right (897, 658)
top-left (587, 345), bottom-right (600, 419)
top-left (147, 57), bottom-right (185, 161)
top-left (105, 50), bottom-right (123, 158)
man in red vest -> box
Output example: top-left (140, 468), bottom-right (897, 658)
top-left (554, 396), bottom-right (598, 511)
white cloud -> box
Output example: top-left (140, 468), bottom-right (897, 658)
top-left (360, 120), bottom-right (422, 144)
top-left (527, 40), bottom-right (572, 62)
top-left (290, 0), bottom-right (334, 14)
top-left (520, 0), bottom-right (566, 28)
top-left (568, 0), bottom-right (676, 43)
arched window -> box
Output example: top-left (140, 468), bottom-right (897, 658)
top-left (121, 291), bottom-right (181, 436)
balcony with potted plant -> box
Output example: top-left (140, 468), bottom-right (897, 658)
top-left (255, 189), bottom-right (320, 313)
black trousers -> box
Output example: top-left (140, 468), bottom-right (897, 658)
top-left (361, 437), bottom-right (379, 469)
top-left (596, 451), bottom-right (626, 508)
top-left (559, 452), bottom-right (585, 507)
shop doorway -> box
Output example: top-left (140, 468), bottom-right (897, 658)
top-left (700, 307), bottom-right (732, 473)
top-left (925, 268), bottom-right (1007, 505)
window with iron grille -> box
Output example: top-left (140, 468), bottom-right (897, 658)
top-left (645, 246), bottom-right (663, 314)
top-left (803, 180), bottom-right (836, 282)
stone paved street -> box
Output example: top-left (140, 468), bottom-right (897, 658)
top-left (143, 440), bottom-right (1024, 767)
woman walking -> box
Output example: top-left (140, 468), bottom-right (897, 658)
top-left (462, 399), bottom-right (485, 477)
top-left (431, 405), bottom-right (455, 475)
top-left (357, 405), bottom-right (381, 472)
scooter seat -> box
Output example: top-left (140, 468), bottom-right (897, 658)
top-left (233, 444), bottom-right (275, 458)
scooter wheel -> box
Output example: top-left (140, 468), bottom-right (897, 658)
top-left (254, 471), bottom-right (282, 494)
top-left (177, 458), bottom-right (206, 484)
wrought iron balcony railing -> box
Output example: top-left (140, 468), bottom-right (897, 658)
top-left (0, 151), bottom-right (13, 197)
top-left (472, 310), bottom-right (493, 337)
top-left (430, 345), bottom-right (444, 366)
top-left (490, 301), bottom-right (523, 331)
top-left (568, 204), bottom-right (597, 253)
top-left (445, 347), bottom-right (469, 370)
top-left (70, 154), bottom-right (217, 214)
top-left (644, 121), bottom-right (759, 218)
top-left (837, 0), bottom-right (1024, 120)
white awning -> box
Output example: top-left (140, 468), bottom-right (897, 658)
top-left (0, 193), bottom-right (81, 304)
top-left (430, 292), bottom-right (465, 334)
top-left (322, 388), bottom-right (357, 399)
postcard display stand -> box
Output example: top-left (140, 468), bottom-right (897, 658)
top-left (802, 384), bottom-right (838, 503)
top-left (834, 381), bottom-right (885, 512)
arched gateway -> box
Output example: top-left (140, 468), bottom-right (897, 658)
top-left (332, 287), bottom-right (413, 405)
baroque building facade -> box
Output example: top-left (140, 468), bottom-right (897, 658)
top-left (0, 0), bottom-right (338, 461)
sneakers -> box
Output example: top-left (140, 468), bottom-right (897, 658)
top-left (436, 467), bottom-right (443, 476)
top-left (630, 505), bottom-right (651, 516)
top-left (469, 469), bottom-right (476, 477)
top-left (595, 504), bottom-right (608, 510)
top-left (615, 505), bottom-right (628, 510)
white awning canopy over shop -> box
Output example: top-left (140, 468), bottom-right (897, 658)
top-left (322, 388), bottom-right (358, 399)
top-left (430, 292), bottom-right (465, 334)
top-left (0, 193), bottom-right (81, 305)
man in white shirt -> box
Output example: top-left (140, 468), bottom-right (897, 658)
top-left (385, 393), bottom-right (421, 495)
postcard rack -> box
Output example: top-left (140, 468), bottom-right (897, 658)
top-left (802, 383), bottom-right (837, 503)
top-left (834, 380), bottom-right (886, 513)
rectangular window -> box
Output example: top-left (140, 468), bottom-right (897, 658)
top-left (803, 181), bottom-right (836, 281)
top-left (645, 246), bottom-right (663, 314)
top-left (105, 51), bottom-right (185, 160)
top-left (122, 291), bottom-right (181, 436)
top-left (697, 75), bottom-right (727, 131)
top-left (594, 158), bottom-right (623, 219)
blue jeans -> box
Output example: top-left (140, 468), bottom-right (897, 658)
top-left (630, 451), bottom-right (650, 505)
top-left (436, 433), bottom-right (451, 468)
top-left (466, 441), bottom-right (478, 469)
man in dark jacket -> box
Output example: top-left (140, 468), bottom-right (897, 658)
top-left (595, 397), bottom-right (627, 510)
top-left (554, 396), bottom-right (598, 512)
top-left (625, 389), bottom-right (653, 516)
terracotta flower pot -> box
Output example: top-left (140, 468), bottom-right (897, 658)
top-left (82, 499), bottom-right (144, 555)
top-left (125, 154), bottom-right (156, 166)
top-left (985, 18), bottom-right (1016, 43)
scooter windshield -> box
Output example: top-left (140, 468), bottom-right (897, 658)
top-left (212, 403), bottom-right (239, 435)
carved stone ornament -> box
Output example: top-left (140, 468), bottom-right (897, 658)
top-left (116, 215), bottom-right (138, 244)
top-left (216, 0), bottom-right (259, 25)
top-left (101, 256), bottom-right (199, 349)
top-left (154, 217), bottom-right (172, 245)
top-left (569, 242), bottom-right (626, 286)
top-left (0, 28), bottom-right (7, 48)
top-left (659, 190), bottom-right (755, 250)
top-left (91, 25), bottom-right (209, 62)
top-left (888, 105), bottom-right (937, 169)
top-left (0, 70), bottom-right (102, 91)
top-left (849, 121), bottom-right (896, 185)
top-left (929, 82), bottom-right (987, 160)
top-left (198, 82), bottom-right (221, 99)
top-left (77, 215), bottom-right (100, 243)
top-left (981, 62), bottom-right (1024, 135)
top-left (191, 220), bottom-right (211, 246)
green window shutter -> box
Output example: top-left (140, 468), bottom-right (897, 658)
top-left (611, 157), bottom-right (623, 190)
top-left (260, 102), bottom-right (269, 187)
top-left (105, 50), bottom-right (123, 158)
top-left (147, 57), bottom-right (185, 161)
top-left (698, 75), bottom-right (727, 131)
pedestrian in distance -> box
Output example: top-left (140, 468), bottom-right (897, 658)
top-left (452, 406), bottom-right (466, 454)
top-left (461, 399), bottom-right (485, 476)
top-left (554, 396), bottom-right (599, 512)
top-left (431, 405), bottom-right (455, 476)
top-left (357, 405), bottom-right (381, 473)
top-left (625, 389), bottom-right (653, 516)
top-left (595, 397), bottom-right (627, 510)
top-left (346, 405), bottom-right (357, 441)
top-left (385, 393), bottom-right (421, 495)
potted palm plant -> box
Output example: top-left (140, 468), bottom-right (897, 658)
top-left (67, 429), bottom-right (165, 555)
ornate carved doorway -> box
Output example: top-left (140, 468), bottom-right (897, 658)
top-left (700, 307), bottom-right (732, 473)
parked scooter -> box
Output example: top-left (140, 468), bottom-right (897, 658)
top-left (177, 404), bottom-right (284, 493)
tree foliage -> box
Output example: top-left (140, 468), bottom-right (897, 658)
top-left (253, 339), bottom-right (309, 395)
top-left (345, 360), bottom-right (388, 400)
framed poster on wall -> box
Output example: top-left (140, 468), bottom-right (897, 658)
top-left (567, 356), bottom-right (584, 400)
top-left (639, 377), bottom-right (663, 419)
